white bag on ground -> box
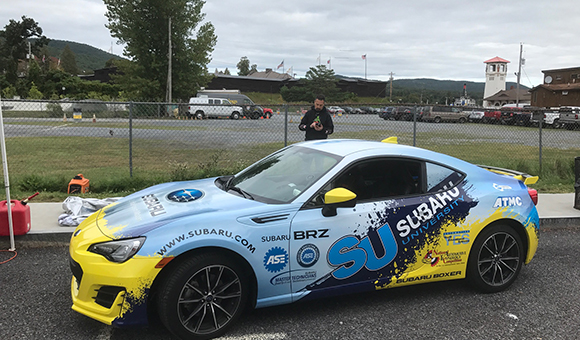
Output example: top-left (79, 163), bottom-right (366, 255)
top-left (58, 196), bottom-right (122, 227)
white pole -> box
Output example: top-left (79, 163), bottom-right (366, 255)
top-left (0, 94), bottom-right (15, 251)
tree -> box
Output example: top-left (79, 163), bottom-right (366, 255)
top-left (224, 68), bottom-right (231, 75)
top-left (280, 65), bottom-right (348, 102)
top-left (60, 45), bottom-right (79, 75)
top-left (27, 82), bottom-right (43, 99)
top-left (0, 16), bottom-right (49, 84)
top-left (103, 0), bottom-right (217, 101)
top-left (237, 56), bottom-right (250, 76)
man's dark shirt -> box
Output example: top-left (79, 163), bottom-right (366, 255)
top-left (298, 106), bottom-right (334, 140)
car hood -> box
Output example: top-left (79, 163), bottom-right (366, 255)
top-left (94, 178), bottom-right (264, 239)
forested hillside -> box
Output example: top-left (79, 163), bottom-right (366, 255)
top-left (44, 39), bottom-right (124, 73)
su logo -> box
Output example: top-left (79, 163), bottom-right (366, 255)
top-left (327, 223), bottom-right (397, 280)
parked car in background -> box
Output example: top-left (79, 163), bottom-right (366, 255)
top-left (543, 110), bottom-right (562, 128)
top-left (358, 106), bottom-right (376, 114)
top-left (482, 109), bottom-right (502, 124)
top-left (559, 107), bottom-right (580, 130)
top-left (391, 106), bottom-right (414, 120)
top-left (342, 106), bottom-right (355, 115)
top-left (379, 107), bottom-right (394, 120)
top-left (501, 106), bottom-right (531, 126)
top-left (327, 106), bottom-right (345, 115)
top-left (196, 89), bottom-right (264, 119)
top-left (420, 106), bottom-right (469, 123)
top-left (262, 107), bottom-right (273, 119)
top-left (188, 97), bottom-right (244, 120)
top-left (465, 109), bottom-right (485, 122)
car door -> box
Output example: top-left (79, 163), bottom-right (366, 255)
top-left (289, 157), bottom-right (469, 302)
top-left (288, 158), bottom-right (418, 300)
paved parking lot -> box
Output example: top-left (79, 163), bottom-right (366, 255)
top-left (1, 227), bottom-right (579, 340)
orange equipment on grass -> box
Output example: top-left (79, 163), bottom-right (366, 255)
top-left (68, 174), bottom-right (90, 194)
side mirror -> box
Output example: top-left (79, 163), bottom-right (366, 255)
top-left (322, 188), bottom-right (357, 217)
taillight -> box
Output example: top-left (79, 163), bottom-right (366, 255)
top-left (528, 188), bottom-right (538, 206)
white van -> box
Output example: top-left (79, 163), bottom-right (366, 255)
top-left (187, 97), bottom-right (244, 120)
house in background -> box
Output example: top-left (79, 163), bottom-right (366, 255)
top-left (484, 87), bottom-right (531, 107)
top-left (529, 66), bottom-right (580, 108)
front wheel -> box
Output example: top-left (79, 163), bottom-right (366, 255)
top-left (231, 111), bottom-right (240, 120)
top-left (156, 252), bottom-right (250, 340)
top-left (467, 225), bottom-right (524, 293)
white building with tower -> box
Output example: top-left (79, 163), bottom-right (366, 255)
top-left (483, 56), bottom-right (510, 107)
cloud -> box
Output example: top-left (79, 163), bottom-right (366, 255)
top-left (2, 0), bottom-right (580, 86)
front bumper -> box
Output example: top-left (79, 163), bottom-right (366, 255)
top-left (69, 215), bottom-right (162, 327)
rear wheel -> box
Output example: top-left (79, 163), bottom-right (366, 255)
top-left (157, 252), bottom-right (250, 340)
top-left (434, 116), bottom-right (442, 123)
top-left (195, 111), bottom-right (204, 120)
top-left (467, 225), bottom-right (524, 293)
top-left (458, 117), bottom-right (467, 123)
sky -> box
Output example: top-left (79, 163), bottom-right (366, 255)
top-left (1, 0), bottom-right (579, 88)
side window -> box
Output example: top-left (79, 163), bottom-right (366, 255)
top-left (208, 99), bottom-right (214, 104)
top-left (426, 162), bottom-right (463, 193)
top-left (329, 159), bottom-right (422, 201)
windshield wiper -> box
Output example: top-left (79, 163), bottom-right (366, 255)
top-left (228, 185), bottom-right (254, 200)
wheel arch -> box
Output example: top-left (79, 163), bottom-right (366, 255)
top-left (148, 246), bottom-right (259, 312)
top-left (472, 218), bottom-right (530, 262)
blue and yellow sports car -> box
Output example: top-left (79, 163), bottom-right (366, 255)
top-left (69, 138), bottom-right (539, 340)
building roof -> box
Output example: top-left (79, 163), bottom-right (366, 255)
top-left (530, 83), bottom-right (580, 92)
top-left (247, 69), bottom-right (291, 80)
top-left (542, 66), bottom-right (580, 74)
top-left (484, 56), bottom-right (510, 64)
top-left (484, 87), bottom-right (530, 101)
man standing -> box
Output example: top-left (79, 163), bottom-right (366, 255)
top-left (299, 94), bottom-right (334, 140)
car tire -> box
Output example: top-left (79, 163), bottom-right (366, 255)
top-left (434, 117), bottom-right (441, 123)
top-left (231, 111), bottom-right (240, 120)
top-left (458, 117), bottom-right (467, 124)
top-left (467, 224), bottom-right (524, 293)
top-left (552, 119), bottom-right (560, 129)
top-left (195, 111), bottom-right (204, 120)
top-left (156, 252), bottom-right (250, 340)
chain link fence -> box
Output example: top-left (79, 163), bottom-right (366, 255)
top-left (0, 99), bottom-right (578, 189)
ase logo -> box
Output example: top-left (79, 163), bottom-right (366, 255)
top-left (264, 246), bottom-right (288, 273)
top-left (297, 244), bottom-right (319, 267)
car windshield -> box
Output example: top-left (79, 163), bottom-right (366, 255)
top-left (228, 146), bottom-right (342, 204)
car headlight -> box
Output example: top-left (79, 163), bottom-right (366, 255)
top-left (88, 237), bottom-right (146, 263)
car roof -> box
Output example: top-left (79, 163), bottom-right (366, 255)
top-left (297, 139), bottom-right (439, 159)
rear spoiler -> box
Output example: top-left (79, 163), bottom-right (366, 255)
top-left (477, 165), bottom-right (539, 185)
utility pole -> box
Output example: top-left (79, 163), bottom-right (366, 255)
top-left (389, 72), bottom-right (395, 102)
top-left (516, 43), bottom-right (524, 107)
top-left (515, 43), bottom-right (523, 107)
top-left (166, 16), bottom-right (172, 104)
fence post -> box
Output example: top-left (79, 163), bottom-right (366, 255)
top-left (412, 105), bottom-right (417, 146)
top-left (129, 102), bottom-right (133, 177)
top-left (538, 109), bottom-right (543, 174)
top-left (284, 104), bottom-right (288, 147)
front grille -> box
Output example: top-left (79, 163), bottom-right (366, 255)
top-left (94, 286), bottom-right (125, 308)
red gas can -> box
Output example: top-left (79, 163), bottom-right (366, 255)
top-left (0, 200), bottom-right (31, 236)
